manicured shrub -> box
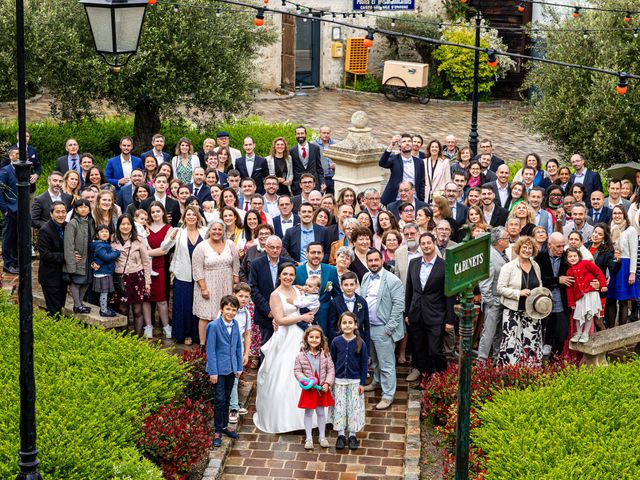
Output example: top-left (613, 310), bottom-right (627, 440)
top-left (139, 398), bottom-right (213, 479)
top-left (0, 116), bottom-right (301, 193)
top-left (475, 360), bottom-right (640, 479)
top-left (0, 298), bottom-right (185, 479)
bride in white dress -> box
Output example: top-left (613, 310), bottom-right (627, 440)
top-left (253, 263), bottom-right (316, 433)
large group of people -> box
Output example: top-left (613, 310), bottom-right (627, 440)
top-left (2, 125), bottom-right (640, 449)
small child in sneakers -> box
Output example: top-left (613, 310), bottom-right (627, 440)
top-left (228, 282), bottom-right (253, 424)
top-left (90, 225), bottom-right (120, 317)
top-left (294, 326), bottom-right (335, 450)
top-left (133, 209), bottom-right (159, 277)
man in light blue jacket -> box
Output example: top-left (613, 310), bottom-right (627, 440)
top-left (360, 248), bottom-right (405, 410)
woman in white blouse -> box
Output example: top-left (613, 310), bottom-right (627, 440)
top-left (171, 137), bottom-right (201, 185)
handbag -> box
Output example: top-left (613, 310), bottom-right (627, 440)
top-left (114, 243), bottom-right (132, 294)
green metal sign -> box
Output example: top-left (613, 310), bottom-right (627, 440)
top-left (444, 233), bottom-right (490, 296)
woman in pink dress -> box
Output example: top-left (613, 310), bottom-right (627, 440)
top-left (142, 201), bottom-right (172, 339)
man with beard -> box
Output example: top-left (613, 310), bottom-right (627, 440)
top-left (379, 134), bottom-right (426, 206)
top-left (290, 126), bottom-right (324, 194)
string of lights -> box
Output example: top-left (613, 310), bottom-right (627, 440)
top-left (516, 0), bottom-right (640, 17)
top-left (198, 0), bottom-right (638, 93)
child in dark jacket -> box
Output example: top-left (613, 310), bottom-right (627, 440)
top-left (90, 225), bottom-right (120, 317)
top-left (330, 312), bottom-right (368, 451)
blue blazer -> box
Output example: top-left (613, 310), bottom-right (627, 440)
top-left (0, 164), bottom-right (18, 214)
top-left (283, 224), bottom-right (330, 263)
top-left (189, 183), bottom-right (213, 204)
top-left (205, 317), bottom-right (243, 376)
top-left (140, 149), bottom-right (171, 163)
top-left (295, 263), bottom-right (341, 333)
top-left (248, 255), bottom-right (290, 330)
top-left (235, 156), bottom-right (268, 194)
top-left (379, 150), bottom-right (425, 206)
top-left (327, 293), bottom-right (370, 350)
top-left (105, 155), bottom-right (143, 190)
top-left (272, 214), bottom-right (300, 239)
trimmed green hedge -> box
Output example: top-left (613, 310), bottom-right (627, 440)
top-left (0, 116), bottom-right (301, 192)
top-left (474, 360), bottom-right (640, 479)
top-left (0, 299), bottom-right (186, 479)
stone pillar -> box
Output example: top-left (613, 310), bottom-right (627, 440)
top-left (325, 111), bottom-right (387, 195)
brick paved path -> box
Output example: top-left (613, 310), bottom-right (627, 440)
top-left (221, 365), bottom-right (412, 480)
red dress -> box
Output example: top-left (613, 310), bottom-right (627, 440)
top-left (298, 371), bottom-right (335, 409)
top-left (147, 224), bottom-right (171, 302)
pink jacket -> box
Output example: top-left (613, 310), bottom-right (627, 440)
top-left (294, 350), bottom-right (335, 386)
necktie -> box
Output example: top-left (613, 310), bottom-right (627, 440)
top-left (244, 202), bottom-right (249, 212)
top-left (501, 252), bottom-right (509, 263)
top-left (302, 146), bottom-right (307, 159)
top-left (309, 269), bottom-right (321, 276)
top-left (194, 187), bottom-right (200, 196)
top-left (71, 158), bottom-right (77, 172)
top-left (594, 211), bottom-right (599, 222)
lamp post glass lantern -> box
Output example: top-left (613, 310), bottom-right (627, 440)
top-left (80, 0), bottom-right (148, 68)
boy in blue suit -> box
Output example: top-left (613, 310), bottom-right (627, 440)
top-left (327, 271), bottom-right (370, 350)
top-left (206, 295), bottom-right (243, 447)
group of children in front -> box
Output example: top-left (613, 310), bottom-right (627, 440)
top-left (205, 274), bottom-right (370, 450)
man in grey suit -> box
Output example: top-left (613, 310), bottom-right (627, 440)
top-left (361, 248), bottom-right (405, 410)
top-left (477, 227), bottom-right (510, 362)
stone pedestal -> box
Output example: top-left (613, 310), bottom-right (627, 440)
top-left (325, 111), bottom-right (386, 195)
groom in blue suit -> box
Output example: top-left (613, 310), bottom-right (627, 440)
top-left (294, 242), bottom-right (341, 334)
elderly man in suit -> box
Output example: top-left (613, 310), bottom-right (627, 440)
top-left (444, 181), bottom-right (467, 234)
top-left (37, 201), bottom-right (69, 315)
top-left (55, 138), bottom-right (82, 174)
top-left (31, 171), bottom-right (70, 230)
top-left (477, 227), bottom-right (510, 362)
top-left (405, 232), bottom-right (456, 381)
top-left (361, 248), bottom-right (405, 410)
top-left (105, 136), bottom-right (143, 191)
top-left (283, 202), bottom-right (330, 263)
top-left (290, 126), bottom-right (324, 195)
top-left (379, 134), bottom-right (426, 206)
top-left (387, 181), bottom-right (427, 220)
top-left (249, 235), bottom-right (290, 345)
top-left (0, 147), bottom-right (20, 274)
top-left (294, 242), bottom-right (341, 333)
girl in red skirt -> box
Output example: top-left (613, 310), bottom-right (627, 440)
top-left (294, 326), bottom-right (335, 450)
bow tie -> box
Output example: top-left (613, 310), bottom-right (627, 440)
top-left (344, 297), bottom-right (355, 304)
top-left (281, 219), bottom-right (293, 224)
top-left (309, 269), bottom-right (321, 276)
top-left (302, 228), bottom-right (314, 234)
top-left (370, 273), bottom-right (380, 280)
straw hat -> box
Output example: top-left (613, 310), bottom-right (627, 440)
top-left (525, 286), bottom-right (553, 320)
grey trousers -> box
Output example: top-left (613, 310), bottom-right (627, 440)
top-left (477, 302), bottom-right (504, 360)
top-left (370, 325), bottom-right (396, 401)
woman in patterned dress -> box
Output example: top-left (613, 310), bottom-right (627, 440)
top-left (496, 236), bottom-right (543, 365)
top-left (171, 137), bottom-right (200, 184)
top-left (192, 219), bottom-right (240, 348)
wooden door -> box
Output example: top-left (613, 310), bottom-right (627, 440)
top-left (281, 14), bottom-right (296, 92)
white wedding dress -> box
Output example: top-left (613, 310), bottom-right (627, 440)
top-left (253, 289), bottom-right (309, 433)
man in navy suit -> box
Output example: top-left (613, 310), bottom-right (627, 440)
top-left (236, 137), bottom-right (267, 194)
top-left (105, 136), bottom-right (143, 191)
top-left (387, 181), bottom-right (427, 220)
top-left (31, 171), bottom-right (70, 229)
top-left (116, 169), bottom-right (147, 211)
top-left (588, 191), bottom-right (611, 225)
top-left (249, 235), bottom-right (290, 345)
top-left (570, 153), bottom-right (603, 207)
top-left (2, 129), bottom-right (40, 192)
top-left (283, 202), bottom-right (330, 263)
top-left (294, 242), bottom-right (341, 333)
top-left (379, 134), bottom-right (426, 206)
top-left (290, 126), bottom-right (324, 195)
top-left (55, 138), bottom-right (82, 175)
top-left (326, 203), bottom-right (354, 243)
top-left (474, 139), bottom-right (504, 172)
top-left (481, 184), bottom-right (509, 227)
top-left (327, 271), bottom-right (370, 347)
top-left (188, 167), bottom-right (213, 204)
top-left (140, 133), bottom-right (170, 164)
top-left (272, 195), bottom-right (299, 239)
top-left (405, 232), bottom-right (456, 377)
top-left (444, 182), bottom-right (468, 234)
top-left (0, 147), bottom-right (20, 273)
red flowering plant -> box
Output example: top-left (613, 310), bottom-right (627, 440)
top-left (421, 359), bottom-right (572, 479)
top-left (180, 348), bottom-right (212, 402)
top-left (138, 397), bottom-right (214, 480)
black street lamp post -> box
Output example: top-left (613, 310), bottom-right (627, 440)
top-left (14, 0), bottom-right (40, 478)
top-left (468, 1), bottom-right (482, 158)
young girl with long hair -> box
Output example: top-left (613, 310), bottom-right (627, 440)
top-left (293, 326), bottom-right (335, 450)
top-left (330, 312), bottom-right (368, 451)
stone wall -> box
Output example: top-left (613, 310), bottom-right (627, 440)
top-left (255, 0), bottom-right (445, 90)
